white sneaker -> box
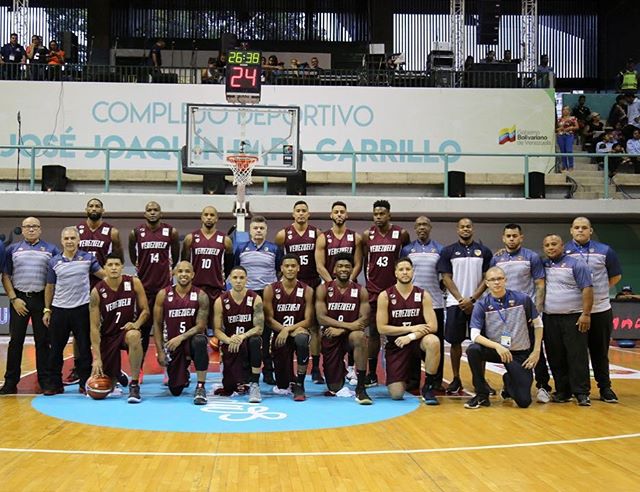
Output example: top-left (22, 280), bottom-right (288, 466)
top-left (273, 386), bottom-right (292, 396)
top-left (107, 383), bottom-right (123, 398)
top-left (248, 382), bottom-right (262, 403)
top-left (537, 387), bottom-right (551, 404)
top-left (346, 366), bottom-right (357, 386)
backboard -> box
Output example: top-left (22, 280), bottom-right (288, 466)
top-left (183, 104), bottom-right (301, 177)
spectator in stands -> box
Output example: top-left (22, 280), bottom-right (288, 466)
top-left (626, 128), bottom-right (640, 173)
top-left (263, 55), bottom-right (283, 83)
top-left (596, 131), bottom-right (615, 157)
top-left (556, 105), bottom-right (579, 172)
top-left (615, 285), bottom-right (640, 301)
top-left (482, 50), bottom-right (497, 63)
top-left (464, 55), bottom-right (474, 71)
top-left (616, 59), bottom-right (639, 94)
top-left (0, 33), bottom-right (25, 80)
top-left (623, 93), bottom-right (640, 140)
top-left (583, 112), bottom-right (604, 153)
top-left (149, 39), bottom-right (165, 70)
top-left (306, 56), bottom-right (321, 77)
top-left (26, 35), bottom-right (48, 81)
top-left (572, 96), bottom-right (591, 147)
top-left (46, 40), bottom-right (65, 81)
top-left (201, 57), bottom-right (220, 84)
top-left (609, 143), bottom-right (633, 176)
top-left (215, 53), bottom-right (227, 69)
top-left (608, 95), bottom-right (628, 129)
top-left (536, 54), bottom-right (554, 88)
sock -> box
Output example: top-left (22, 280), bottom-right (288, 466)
top-left (296, 372), bottom-right (306, 388)
top-left (311, 355), bottom-right (320, 371)
top-left (424, 373), bottom-right (436, 388)
top-left (368, 357), bottom-right (377, 376)
top-left (131, 379), bottom-right (139, 386)
top-left (356, 369), bottom-right (366, 389)
top-left (348, 351), bottom-right (354, 366)
top-left (249, 373), bottom-right (259, 384)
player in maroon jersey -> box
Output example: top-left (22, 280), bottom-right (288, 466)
top-left (362, 200), bottom-right (410, 387)
top-left (89, 254), bottom-right (149, 403)
top-left (263, 254), bottom-right (314, 401)
top-left (153, 261), bottom-right (210, 405)
top-left (275, 200), bottom-right (324, 384)
top-left (377, 257), bottom-right (441, 405)
top-left (316, 253), bottom-right (372, 404)
top-left (128, 201), bottom-right (180, 363)
top-left (213, 265), bottom-right (264, 403)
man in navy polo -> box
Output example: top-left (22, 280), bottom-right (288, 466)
top-left (437, 218), bottom-right (492, 394)
top-left (0, 33), bottom-right (26, 80)
top-left (43, 226), bottom-right (105, 395)
top-left (465, 266), bottom-right (543, 409)
top-left (1, 217), bottom-right (60, 394)
top-left (542, 233), bottom-right (593, 406)
top-left (566, 217), bottom-right (622, 403)
top-left (235, 215), bottom-right (283, 385)
top-left (490, 223), bottom-right (550, 403)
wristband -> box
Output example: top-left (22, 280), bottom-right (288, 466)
top-left (9, 297), bottom-right (16, 302)
top-left (43, 308), bottom-right (52, 314)
top-left (408, 333), bottom-right (417, 341)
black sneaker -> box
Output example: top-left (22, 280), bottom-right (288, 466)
top-left (500, 388), bottom-right (513, 401)
top-left (600, 387), bottom-right (619, 404)
top-left (311, 368), bottom-right (325, 384)
top-left (262, 371), bottom-right (276, 385)
top-left (464, 395), bottom-right (490, 409)
top-left (355, 387), bottom-right (373, 405)
top-left (446, 377), bottom-right (462, 394)
top-left (293, 384), bottom-right (306, 402)
top-left (0, 384), bottom-right (18, 395)
top-left (551, 392), bottom-right (572, 403)
top-left (488, 385), bottom-right (497, 396)
top-left (63, 367), bottom-right (79, 386)
top-left (118, 370), bottom-right (129, 388)
top-left (364, 374), bottom-right (378, 388)
top-left (127, 383), bottom-right (141, 404)
top-left (193, 386), bottom-right (207, 405)
top-left (421, 385), bottom-right (439, 406)
top-left (576, 394), bottom-right (591, 407)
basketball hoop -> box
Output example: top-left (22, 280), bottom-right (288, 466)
top-left (226, 154), bottom-right (259, 186)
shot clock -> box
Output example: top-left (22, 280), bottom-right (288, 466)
top-left (225, 49), bottom-right (262, 104)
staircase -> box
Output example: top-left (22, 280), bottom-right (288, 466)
top-left (562, 150), bottom-right (626, 199)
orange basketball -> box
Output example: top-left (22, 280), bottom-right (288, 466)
top-left (86, 375), bottom-right (113, 400)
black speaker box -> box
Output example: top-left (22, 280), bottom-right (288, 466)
top-left (41, 165), bottom-right (68, 191)
top-left (203, 174), bottom-right (226, 195)
top-left (528, 171), bottom-right (545, 198)
top-left (286, 171), bottom-right (307, 196)
top-left (61, 31), bottom-right (79, 63)
top-left (477, 0), bottom-right (501, 45)
top-left (151, 73), bottom-right (178, 84)
top-left (447, 171), bottom-right (466, 197)
top-left (221, 33), bottom-right (239, 54)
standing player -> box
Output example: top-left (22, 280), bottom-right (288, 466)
top-left (437, 218), bottom-right (492, 394)
top-left (263, 254), bottom-right (314, 401)
top-left (213, 266), bottom-right (264, 403)
top-left (275, 200), bottom-right (324, 384)
top-left (129, 201), bottom-right (180, 362)
top-left (316, 253), bottom-right (372, 404)
top-left (377, 258), bottom-right (440, 404)
top-left (362, 200), bottom-right (410, 386)
top-left (566, 217), bottom-right (622, 403)
top-left (89, 254), bottom-right (149, 403)
top-left (490, 223), bottom-right (550, 403)
top-left (153, 261), bottom-right (210, 405)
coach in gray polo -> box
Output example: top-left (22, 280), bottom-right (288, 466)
top-left (1, 217), bottom-right (60, 394)
top-left (43, 226), bottom-right (104, 395)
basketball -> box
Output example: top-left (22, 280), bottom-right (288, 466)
top-left (85, 375), bottom-right (113, 400)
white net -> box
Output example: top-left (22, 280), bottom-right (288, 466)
top-left (226, 154), bottom-right (259, 186)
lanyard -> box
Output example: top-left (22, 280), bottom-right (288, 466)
top-left (572, 241), bottom-right (590, 265)
top-left (490, 292), bottom-right (510, 330)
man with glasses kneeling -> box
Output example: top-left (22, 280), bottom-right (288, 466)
top-left (464, 266), bottom-right (543, 409)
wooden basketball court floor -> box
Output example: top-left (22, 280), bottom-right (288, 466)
top-left (1, 337), bottom-right (639, 491)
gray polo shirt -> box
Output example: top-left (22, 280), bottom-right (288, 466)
top-left (47, 251), bottom-right (101, 308)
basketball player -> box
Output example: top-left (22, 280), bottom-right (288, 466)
top-left (89, 254), bottom-right (149, 403)
top-left (315, 253), bottom-right (372, 404)
top-left (263, 254), bottom-right (313, 401)
top-left (361, 200), bottom-right (410, 386)
top-left (275, 200), bottom-right (324, 384)
top-left (153, 261), bottom-right (210, 405)
top-left (213, 266), bottom-right (264, 404)
top-left (377, 257), bottom-right (440, 404)
top-left (128, 201), bottom-right (180, 363)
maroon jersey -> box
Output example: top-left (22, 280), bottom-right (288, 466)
top-left (134, 222), bottom-right (173, 294)
top-left (323, 228), bottom-right (357, 277)
top-left (270, 280), bottom-right (307, 327)
top-left (78, 221), bottom-right (114, 265)
top-left (283, 225), bottom-right (320, 287)
top-left (188, 229), bottom-right (226, 291)
top-left (325, 279), bottom-right (362, 324)
top-left (365, 224), bottom-right (404, 300)
top-left (162, 285), bottom-right (201, 343)
top-left (220, 290), bottom-right (258, 337)
top-left (385, 285), bottom-right (425, 342)
top-left (96, 275), bottom-right (137, 338)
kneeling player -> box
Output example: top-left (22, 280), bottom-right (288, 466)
top-left (315, 253), bottom-right (372, 404)
top-left (90, 254), bottom-right (149, 403)
top-left (377, 258), bottom-right (441, 404)
top-left (264, 254), bottom-right (314, 401)
top-left (153, 261), bottom-right (210, 405)
top-left (213, 266), bottom-right (264, 403)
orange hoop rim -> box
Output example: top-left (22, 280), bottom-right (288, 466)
top-left (226, 154), bottom-right (259, 172)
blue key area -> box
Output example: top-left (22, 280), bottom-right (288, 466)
top-left (32, 375), bottom-right (421, 433)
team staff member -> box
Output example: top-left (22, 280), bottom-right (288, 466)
top-left (316, 253), bottom-right (371, 404)
top-left (401, 216), bottom-right (445, 390)
top-left (437, 218), bottom-right (492, 394)
top-left (153, 261), bottom-right (210, 405)
top-left (129, 201), bottom-right (180, 359)
top-left (43, 227), bottom-right (105, 395)
top-left (90, 254), bottom-right (149, 404)
top-left (235, 215), bottom-right (282, 385)
top-left (362, 200), bottom-right (410, 387)
top-left (263, 254), bottom-right (313, 401)
top-left (490, 223), bottom-right (550, 403)
top-left (1, 217), bottom-right (60, 394)
top-left (377, 258), bottom-right (440, 404)
top-left (213, 266), bottom-right (264, 404)
top-left (566, 217), bottom-right (622, 403)
top-left (542, 234), bottom-right (593, 406)
top-left (465, 267), bottom-right (543, 409)
top-left (275, 201), bottom-right (323, 384)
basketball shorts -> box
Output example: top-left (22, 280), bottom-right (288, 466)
top-left (271, 336), bottom-right (296, 390)
top-left (445, 305), bottom-right (471, 344)
top-left (384, 337), bottom-right (422, 385)
top-left (100, 332), bottom-right (127, 380)
top-left (321, 330), bottom-right (351, 386)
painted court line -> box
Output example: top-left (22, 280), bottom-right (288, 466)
top-left (1, 433), bottom-right (639, 457)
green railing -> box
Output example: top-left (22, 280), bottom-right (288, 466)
top-left (0, 144), bottom-right (626, 198)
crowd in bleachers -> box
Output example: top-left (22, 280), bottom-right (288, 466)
top-left (0, 33), bottom-right (66, 81)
